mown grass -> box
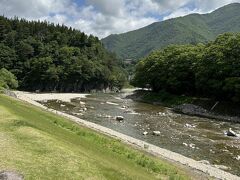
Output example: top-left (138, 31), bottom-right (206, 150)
top-left (0, 95), bottom-right (190, 179)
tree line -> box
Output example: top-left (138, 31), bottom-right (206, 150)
top-left (132, 33), bottom-right (240, 102)
top-left (0, 16), bottom-right (126, 92)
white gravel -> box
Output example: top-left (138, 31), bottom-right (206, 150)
top-left (12, 91), bottom-right (240, 180)
top-left (14, 91), bottom-right (89, 102)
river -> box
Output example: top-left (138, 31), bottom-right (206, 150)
top-left (40, 90), bottom-right (240, 176)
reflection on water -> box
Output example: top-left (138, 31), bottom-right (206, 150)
top-left (41, 92), bottom-right (240, 176)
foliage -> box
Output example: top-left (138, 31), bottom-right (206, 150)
top-left (102, 3), bottom-right (240, 60)
top-left (0, 68), bottom-right (18, 89)
top-left (137, 90), bottom-right (193, 107)
top-left (132, 33), bottom-right (240, 102)
top-left (0, 95), bottom-right (190, 179)
top-left (0, 16), bottom-right (126, 92)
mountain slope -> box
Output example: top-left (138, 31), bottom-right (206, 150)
top-left (102, 3), bottom-right (240, 60)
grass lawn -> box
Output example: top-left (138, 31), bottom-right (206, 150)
top-left (0, 94), bottom-right (190, 179)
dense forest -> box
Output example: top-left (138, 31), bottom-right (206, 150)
top-left (132, 33), bottom-right (240, 103)
top-left (102, 3), bottom-right (240, 60)
top-left (0, 16), bottom-right (126, 92)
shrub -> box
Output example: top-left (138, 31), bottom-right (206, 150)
top-left (0, 68), bottom-right (18, 89)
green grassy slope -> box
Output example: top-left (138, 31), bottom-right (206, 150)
top-left (102, 3), bottom-right (240, 60)
top-left (0, 95), bottom-right (190, 179)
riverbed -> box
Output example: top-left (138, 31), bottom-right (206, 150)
top-left (39, 91), bottom-right (240, 176)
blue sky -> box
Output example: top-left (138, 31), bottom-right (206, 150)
top-left (0, 0), bottom-right (240, 38)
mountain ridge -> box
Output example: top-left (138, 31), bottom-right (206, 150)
top-left (102, 3), bottom-right (240, 60)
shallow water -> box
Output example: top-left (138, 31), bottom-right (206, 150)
top-left (41, 92), bottom-right (240, 176)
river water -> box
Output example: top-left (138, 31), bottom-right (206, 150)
top-left (40, 91), bottom-right (240, 176)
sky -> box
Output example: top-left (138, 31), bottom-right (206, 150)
top-left (0, 0), bottom-right (240, 38)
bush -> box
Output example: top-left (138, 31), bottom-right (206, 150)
top-left (0, 68), bottom-right (18, 89)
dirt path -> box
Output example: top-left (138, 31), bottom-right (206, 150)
top-left (13, 91), bottom-right (240, 180)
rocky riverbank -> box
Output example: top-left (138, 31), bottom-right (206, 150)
top-left (173, 103), bottom-right (240, 123)
top-left (126, 90), bottom-right (240, 123)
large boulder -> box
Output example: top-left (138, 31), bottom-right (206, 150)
top-left (226, 128), bottom-right (238, 137)
top-left (116, 116), bottom-right (124, 121)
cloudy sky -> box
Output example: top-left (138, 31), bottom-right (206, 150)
top-left (0, 0), bottom-right (240, 38)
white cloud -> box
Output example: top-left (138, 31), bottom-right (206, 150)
top-left (152, 0), bottom-right (192, 11)
top-left (86, 0), bottom-right (125, 17)
top-left (0, 0), bottom-right (72, 19)
top-left (163, 8), bottom-right (200, 20)
top-left (72, 2), bottom-right (157, 38)
top-left (0, 0), bottom-right (240, 38)
top-left (162, 0), bottom-right (240, 21)
top-left (193, 0), bottom-right (238, 12)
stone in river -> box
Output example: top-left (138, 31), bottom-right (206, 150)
top-left (79, 101), bottom-right (85, 105)
top-left (153, 131), bottom-right (160, 136)
top-left (106, 101), bottom-right (119, 106)
top-left (143, 131), bottom-right (148, 135)
top-left (189, 143), bottom-right (195, 149)
top-left (184, 123), bottom-right (196, 128)
top-left (226, 128), bottom-right (238, 137)
top-left (105, 115), bottom-right (112, 118)
top-left (116, 116), bottom-right (124, 121)
top-left (121, 105), bottom-right (127, 109)
top-left (235, 155), bottom-right (240, 161)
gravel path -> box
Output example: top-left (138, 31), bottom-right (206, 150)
top-left (12, 91), bottom-right (240, 180)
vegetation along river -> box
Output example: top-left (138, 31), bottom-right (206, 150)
top-left (40, 90), bottom-right (240, 176)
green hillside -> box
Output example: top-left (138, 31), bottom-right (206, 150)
top-left (102, 3), bottom-right (240, 60)
top-left (0, 16), bottom-right (126, 92)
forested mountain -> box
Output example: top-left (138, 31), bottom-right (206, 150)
top-left (102, 3), bottom-right (240, 60)
top-left (132, 33), bottom-right (240, 102)
top-left (0, 16), bottom-right (126, 92)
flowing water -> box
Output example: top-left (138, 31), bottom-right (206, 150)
top-left (40, 91), bottom-right (240, 176)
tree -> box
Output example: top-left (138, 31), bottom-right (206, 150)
top-left (0, 68), bottom-right (18, 89)
top-left (0, 43), bottom-right (17, 70)
top-left (17, 41), bottom-right (34, 60)
top-left (0, 15), bottom-right (126, 92)
top-left (133, 33), bottom-right (240, 102)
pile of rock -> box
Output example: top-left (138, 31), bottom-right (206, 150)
top-left (173, 104), bottom-right (208, 116)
